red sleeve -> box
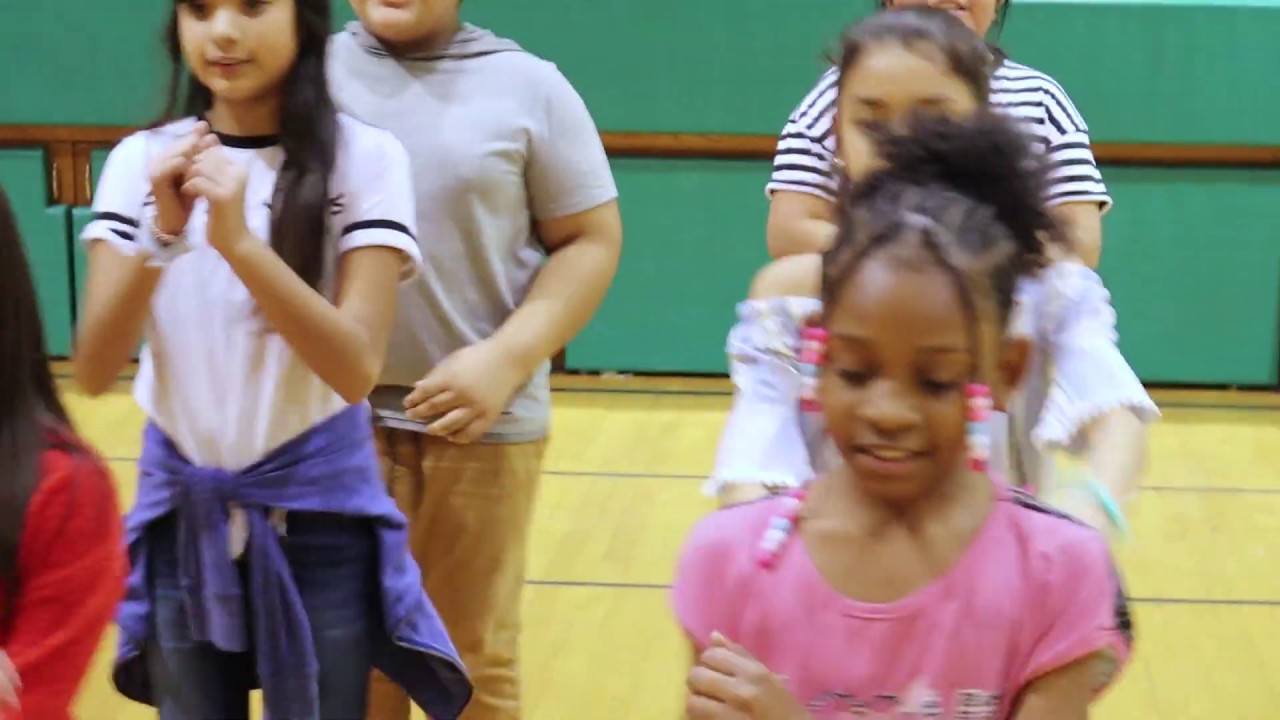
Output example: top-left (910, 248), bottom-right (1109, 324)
top-left (3, 449), bottom-right (126, 720)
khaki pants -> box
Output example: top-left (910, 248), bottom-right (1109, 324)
top-left (366, 428), bottom-right (546, 720)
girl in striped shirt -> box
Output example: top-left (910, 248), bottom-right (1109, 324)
top-left (710, 6), bottom-right (1157, 537)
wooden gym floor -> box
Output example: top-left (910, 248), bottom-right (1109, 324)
top-left (58, 372), bottom-right (1280, 719)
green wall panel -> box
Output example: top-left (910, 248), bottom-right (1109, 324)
top-left (568, 159), bottom-right (1280, 384)
top-left (6, 1), bottom-right (1280, 145)
top-left (92, 149), bottom-right (111, 177)
top-left (566, 158), bottom-right (772, 373)
top-left (70, 205), bottom-right (94, 323)
top-left (0, 150), bottom-right (73, 356)
top-left (454, 1), bottom-right (866, 137)
top-left (1100, 166), bottom-right (1280, 386)
top-left (0, 4), bottom-right (169, 126)
top-left (998, 4), bottom-right (1280, 146)
top-left (345, 1), bottom-right (1280, 144)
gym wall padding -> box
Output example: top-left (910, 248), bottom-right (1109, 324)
top-left (461, 1), bottom-right (1280, 146)
top-left (565, 158), bottom-right (774, 374)
top-left (0, 150), bottom-right (74, 355)
top-left (8, 0), bottom-right (1280, 145)
top-left (1061, 167), bottom-right (1279, 386)
top-left (3, 1), bottom-right (1279, 384)
top-left (571, 160), bottom-right (1280, 384)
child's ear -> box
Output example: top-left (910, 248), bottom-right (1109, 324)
top-left (992, 336), bottom-right (1032, 412)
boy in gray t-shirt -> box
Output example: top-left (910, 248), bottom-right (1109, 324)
top-left (328, 2), bottom-right (622, 717)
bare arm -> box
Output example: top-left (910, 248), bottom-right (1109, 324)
top-left (1081, 389), bottom-right (1146, 534)
top-left (73, 129), bottom-right (196, 396)
top-left (1011, 654), bottom-right (1097, 720)
top-left (73, 243), bottom-right (163, 395)
top-left (1051, 201), bottom-right (1104, 269)
top-left (489, 200), bottom-right (623, 376)
top-left (765, 191), bottom-right (837, 259)
top-left (222, 241), bottom-right (404, 403)
top-left (1051, 200), bottom-right (1146, 526)
top-left (765, 68), bottom-right (841, 260)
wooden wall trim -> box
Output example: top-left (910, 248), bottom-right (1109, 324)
top-left (6, 124), bottom-right (1280, 205)
top-left (603, 132), bottom-right (1280, 167)
top-left (0, 125), bottom-right (132, 144)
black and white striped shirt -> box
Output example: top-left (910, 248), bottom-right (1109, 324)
top-left (767, 58), bottom-right (1112, 210)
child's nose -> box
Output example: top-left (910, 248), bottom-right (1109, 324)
top-left (861, 380), bottom-right (920, 435)
top-left (210, 8), bottom-right (244, 46)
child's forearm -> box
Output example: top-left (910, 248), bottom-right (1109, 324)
top-left (1085, 408), bottom-right (1145, 515)
top-left (74, 245), bottom-right (163, 395)
top-left (1046, 408), bottom-right (1145, 537)
top-left (767, 216), bottom-right (837, 259)
top-left (765, 191), bottom-right (838, 259)
top-left (220, 238), bottom-right (396, 403)
top-left (1049, 202), bottom-right (1103, 269)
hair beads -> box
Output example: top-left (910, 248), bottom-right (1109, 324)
top-left (752, 328), bottom-right (825, 569)
top-left (756, 490), bottom-right (806, 569)
top-left (797, 326), bottom-right (829, 413)
top-left (965, 383), bottom-right (992, 472)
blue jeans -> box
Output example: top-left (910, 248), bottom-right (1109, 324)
top-left (145, 511), bottom-right (381, 719)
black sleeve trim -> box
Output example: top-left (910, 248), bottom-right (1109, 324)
top-left (92, 211), bottom-right (140, 228)
top-left (340, 219), bottom-right (416, 241)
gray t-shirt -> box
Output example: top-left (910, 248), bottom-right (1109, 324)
top-left (327, 22), bottom-right (619, 443)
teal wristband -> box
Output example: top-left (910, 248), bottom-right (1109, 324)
top-left (1085, 478), bottom-right (1129, 537)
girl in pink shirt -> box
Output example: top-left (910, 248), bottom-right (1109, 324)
top-left (673, 96), bottom-right (1132, 720)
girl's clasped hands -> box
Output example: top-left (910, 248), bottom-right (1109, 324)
top-left (148, 120), bottom-right (251, 254)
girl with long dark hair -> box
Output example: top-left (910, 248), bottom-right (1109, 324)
top-left (0, 183), bottom-right (125, 720)
top-left (73, 0), bottom-right (471, 717)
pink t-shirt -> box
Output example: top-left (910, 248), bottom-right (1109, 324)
top-left (672, 483), bottom-right (1131, 719)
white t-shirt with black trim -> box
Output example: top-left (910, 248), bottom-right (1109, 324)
top-left (80, 114), bottom-right (423, 470)
top-left (767, 58), bottom-right (1113, 210)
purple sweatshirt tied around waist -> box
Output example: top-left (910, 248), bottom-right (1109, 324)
top-left (113, 403), bottom-right (473, 719)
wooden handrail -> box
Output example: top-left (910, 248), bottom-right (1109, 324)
top-left (0, 125), bottom-right (136, 144)
top-left (603, 132), bottom-right (1280, 167)
top-left (7, 124), bottom-right (1280, 162)
top-left (5, 124), bottom-right (1280, 205)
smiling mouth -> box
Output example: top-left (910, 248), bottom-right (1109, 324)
top-left (857, 447), bottom-right (925, 462)
top-left (852, 447), bottom-right (927, 479)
